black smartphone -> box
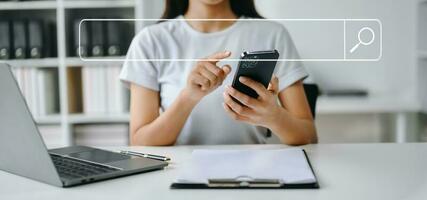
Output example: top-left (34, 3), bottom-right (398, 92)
top-left (231, 50), bottom-right (279, 100)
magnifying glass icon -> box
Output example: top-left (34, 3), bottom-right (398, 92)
top-left (350, 27), bottom-right (375, 53)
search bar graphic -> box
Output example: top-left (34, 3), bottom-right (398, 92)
top-left (79, 18), bottom-right (382, 62)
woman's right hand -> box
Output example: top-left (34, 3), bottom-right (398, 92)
top-left (183, 51), bottom-right (232, 102)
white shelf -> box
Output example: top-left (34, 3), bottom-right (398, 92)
top-left (317, 96), bottom-right (421, 114)
top-left (63, 0), bottom-right (134, 9)
top-left (3, 58), bottom-right (59, 68)
top-left (65, 57), bottom-right (124, 66)
top-left (0, 1), bottom-right (57, 10)
top-left (34, 115), bottom-right (62, 124)
top-left (68, 113), bottom-right (130, 124)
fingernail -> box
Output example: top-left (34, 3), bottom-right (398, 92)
top-left (239, 77), bottom-right (246, 82)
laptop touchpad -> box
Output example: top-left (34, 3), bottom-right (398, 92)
top-left (68, 149), bottom-right (131, 164)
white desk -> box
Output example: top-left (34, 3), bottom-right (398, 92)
top-left (1, 144), bottom-right (426, 200)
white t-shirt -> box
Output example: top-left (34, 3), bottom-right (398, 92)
top-left (120, 16), bottom-right (308, 145)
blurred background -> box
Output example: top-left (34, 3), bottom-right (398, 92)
top-left (0, 0), bottom-right (426, 147)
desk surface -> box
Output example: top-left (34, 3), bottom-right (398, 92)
top-left (1, 143), bottom-right (426, 200)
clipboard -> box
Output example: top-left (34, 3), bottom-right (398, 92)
top-left (170, 150), bottom-right (319, 189)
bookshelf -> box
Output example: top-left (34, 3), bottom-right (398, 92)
top-left (1, 0), bottom-right (138, 146)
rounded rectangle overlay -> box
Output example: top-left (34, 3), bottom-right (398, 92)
top-left (79, 18), bottom-right (382, 62)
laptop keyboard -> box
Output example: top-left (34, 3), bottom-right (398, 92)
top-left (50, 154), bottom-right (120, 180)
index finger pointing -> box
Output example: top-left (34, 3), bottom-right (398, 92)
top-left (206, 51), bottom-right (231, 63)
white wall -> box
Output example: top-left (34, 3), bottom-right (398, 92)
top-left (255, 0), bottom-right (418, 101)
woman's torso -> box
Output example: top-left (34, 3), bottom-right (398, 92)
top-left (123, 16), bottom-right (304, 145)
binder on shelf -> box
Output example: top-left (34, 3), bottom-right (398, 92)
top-left (106, 64), bottom-right (129, 114)
top-left (46, 22), bottom-right (57, 58)
top-left (12, 20), bottom-right (28, 59)
top-left (37, 68), bottom-right (60, 116)
top-left (95, 65), bottom-right (108, 113)
top-left (106, 21), bottom-right (122, 56)
top-left (29, 68), bottom-right (39, 116)
top-left (74, 19), bottom-right (90, 57)
top-left (90, 21), bottom-right (104, 57)
top-left (0, 21), bottom-right (11, 60)
top-left (171, 148), bottom-right (319, 189)
top-left (67, 67), bottom-right (83, 113)
top-left (28, 20), bottom-right (44, 59)
top-left (82, 65), bottom-right (108, 114)
top-left (81, 66), bottom-right (91, 114)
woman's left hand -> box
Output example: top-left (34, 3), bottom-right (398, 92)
top-left (223, 76), bottom-right (283, 128)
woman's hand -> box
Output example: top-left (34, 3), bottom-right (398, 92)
top-left (222, 76), bottom-right (282, 128)
top-left (183, 51), bottom-right (232, 102)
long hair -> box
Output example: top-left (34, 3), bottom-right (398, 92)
top-left (161, 0), bottom-right (263, 19)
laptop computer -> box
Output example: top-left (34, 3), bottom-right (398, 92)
top-left (0, 64), bottom-right (168, 187)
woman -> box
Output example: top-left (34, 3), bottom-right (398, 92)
top-left (120, 0), bottom-right (317, 146)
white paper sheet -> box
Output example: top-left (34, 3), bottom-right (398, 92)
top-left (176, 148), bottom-right (316, 184)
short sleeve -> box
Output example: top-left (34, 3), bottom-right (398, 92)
top-left (273, 26), bottom-right (308, 92)
top-left (119, 28), bottom-right (160, 91)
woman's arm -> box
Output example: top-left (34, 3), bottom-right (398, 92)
top-left (223, 77), bottom-right (317, 146)
top-left (130, 85), bottom-right (199, 146)
top-left (130, 51), bottom-right (232, 146)
top-left (272, 80), bottom-right (318, 145)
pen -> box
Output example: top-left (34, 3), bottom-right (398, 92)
top-left (120, 150), bottom-right (171, 162)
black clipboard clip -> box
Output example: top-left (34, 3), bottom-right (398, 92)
top-left (208, 176), bottom-right (282, 188)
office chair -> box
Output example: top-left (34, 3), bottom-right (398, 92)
top-left (303, 83), bottom-right (319, 119)
top-left (265, 83), bottom-right (319, 138)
